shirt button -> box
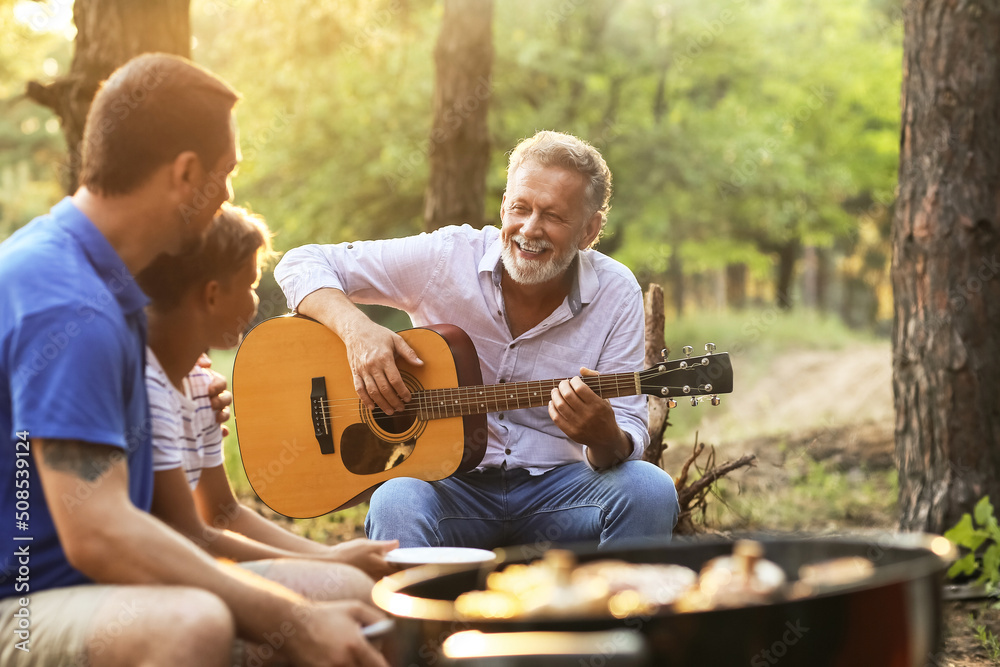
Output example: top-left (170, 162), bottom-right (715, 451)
top-left (498, 414), bottom-right (504, 420)
top-left (505, 448), bottom-right (511, 455)
top-left (509, 343), bottom-right (515, 349)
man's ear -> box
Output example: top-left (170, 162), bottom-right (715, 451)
top-left (579, 211), bottom-right (603, 249)
top-left (170, 150), bottom-right (205, 197)
top-left (499, 193), bottom-right (507, 223)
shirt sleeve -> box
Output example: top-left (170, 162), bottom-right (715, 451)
top-left (581, 284), bottom-right (649, 470)
top-left (274, 229), bottom-right (459, 313)
top-left (146, 364), bottom-right (184, 471)
top-left (9, 309), bottom-right (133, 449)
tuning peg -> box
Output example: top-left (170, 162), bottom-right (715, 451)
top-left (660, 348), bottom-right (668, 361)
top-left (705, 343), bottom-right (716, 354)
top-left (666, 398), bottom-right (677, 409)
top-left (690, 397), bottom-right (699, 406)
top-left (683, 345), bottom-right (693, 358)
top-left (710, 395), bottom-right (721, 406)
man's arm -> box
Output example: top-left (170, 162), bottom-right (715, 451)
top-left (36, 438), bottom-right (387, 667)
top-left (297, 287), bottom-right (422, 415)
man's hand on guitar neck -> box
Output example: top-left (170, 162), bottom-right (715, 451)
top-left (297, 287), bottom-right (423, 416)
top-left (549, 367), bottom-right (634, 470)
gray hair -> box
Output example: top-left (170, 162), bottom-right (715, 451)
top-left (506, 130), bottom-right (612, 244)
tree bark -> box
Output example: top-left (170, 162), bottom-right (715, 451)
top-left (725, 263), bottom-right (747, 310)
top-left (643, 283), bottom-right (670, 465)
top-left (423, 0), bottom-right (493, 231)
top-left (25, 0), bottom-right (191, 194)
top-left (892, 1), bottom-right (1000, 533)
top-left (774, 238), bottom-right (799, 310)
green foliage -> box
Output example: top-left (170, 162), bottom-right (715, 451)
top-left (968, 614), bottom-right (1000, 664)
top-left (946, 496), bottom-right (1000, 592)
top-left (0, 0), bottom-right (70, 240)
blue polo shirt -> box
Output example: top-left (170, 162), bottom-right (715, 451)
top-left (0, 197), bottom-right (153, 597)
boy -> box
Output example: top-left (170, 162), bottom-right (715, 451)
top-left (137, 203), bottom-right (397, 592)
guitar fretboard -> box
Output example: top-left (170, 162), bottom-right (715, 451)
top-left (413, 372), bottom-right (641, 420)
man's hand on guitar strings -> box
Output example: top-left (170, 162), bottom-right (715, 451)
top-left (342, 319), bottom-right (423, 416)
top-left (547, 367), bottom-right (623, 454)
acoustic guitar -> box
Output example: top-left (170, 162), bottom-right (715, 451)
top-left (232, 315), bottom-right (733, 518)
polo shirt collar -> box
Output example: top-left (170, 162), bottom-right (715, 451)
top-left (51, 197), bottom-right (149, 315)
top-left (480, 235), bottom-right (600, 316)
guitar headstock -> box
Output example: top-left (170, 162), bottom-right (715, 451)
top-left (638, 343), bottom-right (733, 407)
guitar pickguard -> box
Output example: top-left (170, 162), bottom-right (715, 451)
top-left (341, 423), bottom-right (417, 475)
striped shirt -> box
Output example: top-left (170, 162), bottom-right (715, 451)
top-left (146, 348), bottom-right (224, 490)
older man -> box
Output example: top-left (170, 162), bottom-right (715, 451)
top-left (276, 130), bottom-right (679, 549)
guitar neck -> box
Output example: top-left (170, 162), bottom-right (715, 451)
top-left (414, 373), bottom-right (640, 420)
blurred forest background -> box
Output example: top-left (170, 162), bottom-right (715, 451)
top-left (1, 0), bottom-right (902, 333)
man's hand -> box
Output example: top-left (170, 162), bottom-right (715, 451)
top-left (548, 367), bottom-right (632, 469)
top-left (328, 539), bottom-right (399, 579)
top-left (342, 319), bottom-right (422, 416)
top-left (198, 353), bottom-right (233, 437)
top-left (282, 599), bottom-right (390, 667)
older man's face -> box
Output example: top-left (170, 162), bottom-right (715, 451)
top-left (500, 161), bottom-right (599, 286)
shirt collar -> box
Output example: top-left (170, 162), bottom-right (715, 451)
top-left (480, 235), bottom-right (600, 316)
top-left (52, 197), bottom-right (150, 316)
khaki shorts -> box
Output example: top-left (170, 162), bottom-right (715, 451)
top-left (0, 584), bottom-right (113, 667)
top-left (0, 562), bottom-right (275, 667)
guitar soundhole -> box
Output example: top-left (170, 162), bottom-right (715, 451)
top-left (371, 408), bottom-right (416, 435)
top-left (341, 372), bottom-right (424, 475)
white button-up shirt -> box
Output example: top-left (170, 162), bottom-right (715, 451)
top-left (275, 224), bottom-right (649, 474)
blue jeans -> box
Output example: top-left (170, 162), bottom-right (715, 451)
top-left (365, 461), bottom-right (679, 550)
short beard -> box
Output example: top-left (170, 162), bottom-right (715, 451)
top-left (501, 232), bottom-right (580, 286)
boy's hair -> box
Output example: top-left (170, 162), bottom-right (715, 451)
top-left (138, 203), bottom-right (277, 310)
top-left (80, 53), bottom-right (240, 195)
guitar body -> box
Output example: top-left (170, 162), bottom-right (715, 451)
top-left (233, 316), bottom-right (487, 517)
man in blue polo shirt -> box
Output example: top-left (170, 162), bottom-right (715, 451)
top-left (0, 54), bottom-right (388, 667)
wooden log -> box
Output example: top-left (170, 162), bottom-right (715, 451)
top-left (643, 283), bottom-right (670, 464)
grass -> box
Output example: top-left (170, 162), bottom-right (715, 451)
top-left (703, 450), bottom-right (899, 533)
top-left (661, 307), bottom-right (886, 440)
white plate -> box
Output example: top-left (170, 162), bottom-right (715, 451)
top-left (385, 547), bottom-right (496, 567)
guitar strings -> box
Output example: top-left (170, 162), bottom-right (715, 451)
top-left (310, 366), bottom-right (718, 421)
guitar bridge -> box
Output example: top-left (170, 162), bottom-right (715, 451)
top-left (311, 377), bottom-right (335, 455)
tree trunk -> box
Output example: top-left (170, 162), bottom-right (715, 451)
top-left (423, 0), bottom-right (493, 231)
top-left (643, 284), bottom-right (670, 466)
top-left (801, 246), bottom-right (817, 309)
top-left (725, 263), bottom-right (747, 310)
top-left (774, 239), bottom-right (799, 310)
top-left (892, 1), bottom-right (1000, 533)
top-left (25, 0), bottom-right (191, 194)
top-left (815, 247), bottom-right (830, 314)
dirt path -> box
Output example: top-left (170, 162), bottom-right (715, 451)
top-left (658, 341), bottom-right (996, 666)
